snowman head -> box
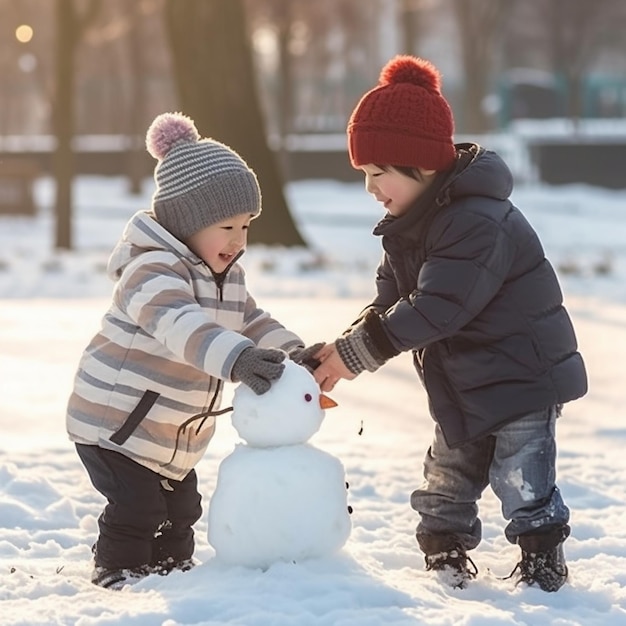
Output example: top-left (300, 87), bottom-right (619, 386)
top-left (231, 360), bottom-right (337, 447)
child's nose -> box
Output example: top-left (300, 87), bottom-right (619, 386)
top-left (232, 230), bottom-right (246, 246)
top-left (365, 174), bottom-right (377, 194)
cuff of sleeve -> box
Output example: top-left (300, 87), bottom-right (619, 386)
top-left (335, 310), bottom-right (399, 376)
top-left (335, 336), bottom-right (368, 376)
top-left (360, 309), bottom-right (400, 360)
top-left (336, 325), bottom-right (384, 375)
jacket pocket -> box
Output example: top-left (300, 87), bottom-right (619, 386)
top-left (109, 390), bottom-right (160, 445)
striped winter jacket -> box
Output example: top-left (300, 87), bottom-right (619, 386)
top-left (66, 211), bottom-right (303, 480)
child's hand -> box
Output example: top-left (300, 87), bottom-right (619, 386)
top-left (232, 347), bottom-right (286, 395)
top-left (313, 343), bottom-right (356, 392)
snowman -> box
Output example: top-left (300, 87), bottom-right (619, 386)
top-left (207, 360), bottom-right (352, 569)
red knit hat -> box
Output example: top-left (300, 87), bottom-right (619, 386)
top-left (348, 55), bottom-right (456, 171)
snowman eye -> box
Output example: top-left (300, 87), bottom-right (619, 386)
top-left (304, 393), bottom-right (312, 402)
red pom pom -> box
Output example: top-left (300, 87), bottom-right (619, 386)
top-left (378, 55), bottom-right (442, 94)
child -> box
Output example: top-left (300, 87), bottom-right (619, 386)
top-left (66, 112), bottom-right (311, 589)
top-left (312, 56), bottom-right (587, 592)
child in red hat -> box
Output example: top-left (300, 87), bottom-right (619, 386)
top-left (312, 55), bottom-right (587, 592)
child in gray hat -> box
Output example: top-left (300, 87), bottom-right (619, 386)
top-left (66, 112), bottom-right (313, 589)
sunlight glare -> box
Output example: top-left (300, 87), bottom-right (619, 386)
top-left (15, 24), bottom-right (34, 43)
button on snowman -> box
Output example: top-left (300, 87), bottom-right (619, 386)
top-left (208, 360), bottom-right (352, 569)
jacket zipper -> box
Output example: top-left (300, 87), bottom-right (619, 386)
top-left (210, 250), bottom-right (244, 303)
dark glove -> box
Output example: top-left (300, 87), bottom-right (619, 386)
top-left (341, 305), bottom-right (382, 335)
top-left (231, 347), bottom-right (287, 395)
top-left (335, 310), bottom-right (400, 376)
top-left (289, 342), bottom-right (325, 372)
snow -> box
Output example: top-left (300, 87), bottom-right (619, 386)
top-left (230, 360), bottom-right (329, 447)
top-left (1, 172), bottom-right (626, 625)
top-left (208, 443), bottom-right (351, 570)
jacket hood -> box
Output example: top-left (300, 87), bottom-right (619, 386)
top-left (373, 144), bottom-right (513, 239)
top-left (107, 210), bottom-right (201, 280)
top-left (446, 143), bottom-right (513, 203)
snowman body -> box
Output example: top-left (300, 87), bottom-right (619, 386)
top-left (208, 361), bottom-right (351, 569)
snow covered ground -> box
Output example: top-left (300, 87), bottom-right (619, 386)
top-left (1, 174), bottom-right (626, 625)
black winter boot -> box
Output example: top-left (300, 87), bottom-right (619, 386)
top-left (91, 564), bottom-right (153, 590)
top-left (152, 557), bottom-right (196, 576)
top-left (510, 525), bottom-right (570, 592)
top-left (419, 534), bottom-right (477, 589)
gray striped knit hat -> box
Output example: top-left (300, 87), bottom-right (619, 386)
top-left (146, 112), bottom-right (261, 241)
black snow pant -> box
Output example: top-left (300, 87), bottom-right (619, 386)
top-left (76, 443), bottom-right (202, 570)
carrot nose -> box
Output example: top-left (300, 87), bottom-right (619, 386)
top-left (319, 394), bottom-right (338, 409)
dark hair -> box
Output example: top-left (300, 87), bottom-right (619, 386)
top-left (375, 164), bottom-right (428, 182)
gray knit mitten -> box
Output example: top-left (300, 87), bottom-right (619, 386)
top-left (335, 310), bottom-right (400, 376)
top-left (289, 342), bottom-right (325, 372)
top-left (231, 347), bottom-right (287, 395)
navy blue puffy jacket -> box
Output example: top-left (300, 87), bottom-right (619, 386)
top-left (370, 144), bottom-right (587, 447)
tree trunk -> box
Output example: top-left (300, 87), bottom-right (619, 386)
top-left (275, 1), bottom-right (293, 181)
top-left (52, 0), bottom-right (100, 250)
top-left (453, 0), bottom-right (508, 133)
top-left (400, 0), bottom-right (422, 56)
top-left (53, 0), bottom-right (76, 250)
top-left (126, 1), bottom-right (148, 195)
top-left (163, 0), bottom-right (305, 246)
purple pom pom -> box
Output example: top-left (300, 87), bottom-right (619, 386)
top-left (146, 112), bottom-right (200, 160)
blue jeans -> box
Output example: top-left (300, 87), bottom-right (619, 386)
top-left (411, 406), bottom-right (569, 549)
